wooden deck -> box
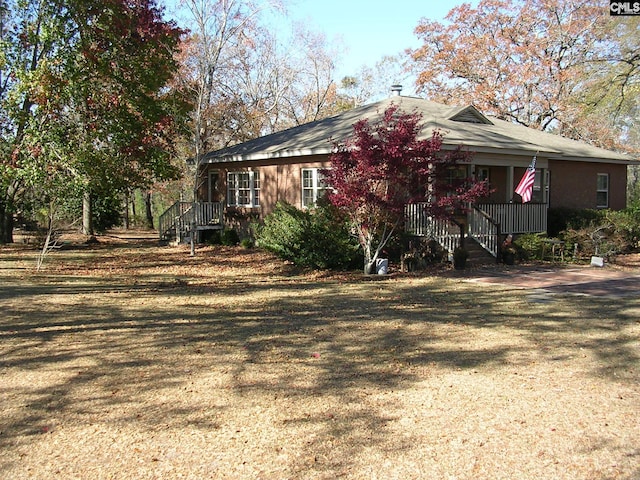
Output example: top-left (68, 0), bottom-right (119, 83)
top-left (159, 202), bottom-right (223, 242)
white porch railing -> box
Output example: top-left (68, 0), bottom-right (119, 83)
top-left (477, 203), bottom-right (547, 234)
top-left (406, 202), bottom-right (547, 258)
top-left (405, 203), bottom-right (464, 254)
top-left (468, 207), bottom-right (501, 257)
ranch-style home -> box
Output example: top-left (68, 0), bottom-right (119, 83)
top-left (159, 88), bottom-right (637, 259)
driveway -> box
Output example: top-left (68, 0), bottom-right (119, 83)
top-left (465, 264), bottom-right (640, 298)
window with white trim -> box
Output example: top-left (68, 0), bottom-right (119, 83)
top-left (302, 168), bottom-right (329, 208)
top-left (532, 170), bottom-right (543, 203)
top-left (227, 171), bottom-right (260, 207)
top-left (596, 173), bottom-right (609, 208)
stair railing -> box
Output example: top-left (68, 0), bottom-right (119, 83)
top-left (468, 206), bottom-right (501, 258)
top-left (405, 203), bottom-right (464, 254)
top-left (159, 202), bottom-right (225, 241)
top-left (158, 201), bottom-right (195, 241)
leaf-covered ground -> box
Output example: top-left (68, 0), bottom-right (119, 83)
top-left (1, 233), bottom-right (639, 479)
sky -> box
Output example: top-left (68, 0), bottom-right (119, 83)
top-left (283, 0), bottom-right (468, 79)
top-left (163, 0), bottom-right (479, 95)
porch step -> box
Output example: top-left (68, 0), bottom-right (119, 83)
top-left (463, 237), bottom-right (497, 266)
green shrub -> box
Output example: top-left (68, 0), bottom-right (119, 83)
top-left (552, 208), bottom-right (640, 260)
top-left (221, 228), bottom-right (240, 246)
top-left (513, 233), bottom-right (547, 261)
top-left (561, 226), bottom-right (625, 259)
top-left (255, 201), bottom-right (361, 270)
top-left (400, 237), bottom-right (447, 271)
top-left (547, 208), bottom-right (605, 237)
top-left (605, 208), bottom-right (640, 250)
top-left (545, 207), bottom-right (640, 261)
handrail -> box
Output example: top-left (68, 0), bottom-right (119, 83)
top-left (468, 206), bottom-right (501, 258)
top-left (158, 201), bottom-right (181, 240)
top-left (405, 203), bottom-right (464, 254)
top-left (158, 202), bottom-right (223, 241)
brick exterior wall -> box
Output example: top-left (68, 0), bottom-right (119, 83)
top-left (549, 160), bottom-right (627, 210)
top-left (196, 156), bottom-right (628, 237)
top-left (201, 156), bottom-right (331, 233)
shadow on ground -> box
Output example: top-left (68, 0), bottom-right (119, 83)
top-left (1, 240), bottom-right (639, 478)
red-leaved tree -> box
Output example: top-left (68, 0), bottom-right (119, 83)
top-left (325, 105), bottom-right (490, 274)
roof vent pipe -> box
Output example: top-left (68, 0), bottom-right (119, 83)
top-left (390, 84), bottom-right (402, 96)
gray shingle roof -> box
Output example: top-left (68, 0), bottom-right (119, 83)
top-left (202, 96), bottom-right (635, 164)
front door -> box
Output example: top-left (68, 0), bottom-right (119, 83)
top-left (208, 171), bottom-right (221, 203)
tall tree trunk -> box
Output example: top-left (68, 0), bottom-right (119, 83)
top-left (145, 191), bottom-right (154, 229)
top-left (123, 194), bottom-right (130, 230)
top-left (0, 182), bottom-right (19, 244)
top-left (0, 200), bottom-right (14, 244)
top-left (82, 190), bottom-right (93, 236)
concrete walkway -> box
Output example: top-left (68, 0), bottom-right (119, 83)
top-left (465, 265), bottom-right (640, 298)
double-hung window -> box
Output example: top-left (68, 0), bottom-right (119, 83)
top-left (531, 170), bottom-right (543, 203)
top-left (476, 167), bottom-right (489, 182)
top-left (227, 171), bottom-right (260, 207)
top-left (596, 173), bottom-right (609, 208)
top-left (302, 168), bottom-right (329, 208)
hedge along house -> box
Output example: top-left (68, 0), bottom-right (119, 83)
top-left (159, 88), bottom-right (636, 258)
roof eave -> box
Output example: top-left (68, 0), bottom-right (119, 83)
top-left (548, 155), bottom-right (637, 165)
top-left (202, 147), bottom-right (334, 164)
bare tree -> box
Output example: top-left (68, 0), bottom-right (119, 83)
top-left (178, 0), bottom-right (282, 197)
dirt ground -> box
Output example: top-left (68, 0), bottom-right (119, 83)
top-left (1, 232), bottom-right (639, 479)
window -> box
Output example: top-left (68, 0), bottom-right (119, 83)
top-left (302, 168), bottom-right (329, 208)
top-left (531, 170), bottom-right (543, 203)
top-left (227, 171), bottom-right (260, 207)
top-left (445, 166), bottom-right (467, 185)
top-left (477, 167), bottom-right (489, 182)
top-left (596, 173), bottom-right (609, 208)
top-left (443, 166), bottom-right (468, 197)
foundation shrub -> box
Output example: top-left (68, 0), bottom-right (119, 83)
top-left (513, 233), bottom-right (547, 261)
top-left (255, 201), bottom-right (361, 270)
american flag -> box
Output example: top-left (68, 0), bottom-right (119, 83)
top-left (515, 156), bottom-right (536, 203)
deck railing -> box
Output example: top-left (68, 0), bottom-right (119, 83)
top-left (477, 202), bottom-right (547, 234)
top-left (158, 201), bottom-right (223, 241)
top-left (405, 203), bottom-right (464, 253)
top-left (406, 202), bottom-right (547, 257)
top-left (193, 202), bottom-right (223, 227)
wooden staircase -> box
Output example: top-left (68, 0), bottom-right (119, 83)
top-left (158, 201), bottom-right (224, 244)
top-left (463, 237), bottom-right (498, 267)
top-left (405, 204), bottom-right (501, 267)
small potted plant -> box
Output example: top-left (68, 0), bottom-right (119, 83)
top-left (501, 234), bottom-right (516, 265)
top-left (453, 246), bottom-right (468, 270)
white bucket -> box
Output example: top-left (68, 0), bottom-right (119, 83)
top-left (376, 258), bottom-right (389, 275)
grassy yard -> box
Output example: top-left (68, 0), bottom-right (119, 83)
top-left (1, 237), bottom-right (639, 479)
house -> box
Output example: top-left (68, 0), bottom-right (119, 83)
top-left (159, 88), bottom-right (637, 258)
